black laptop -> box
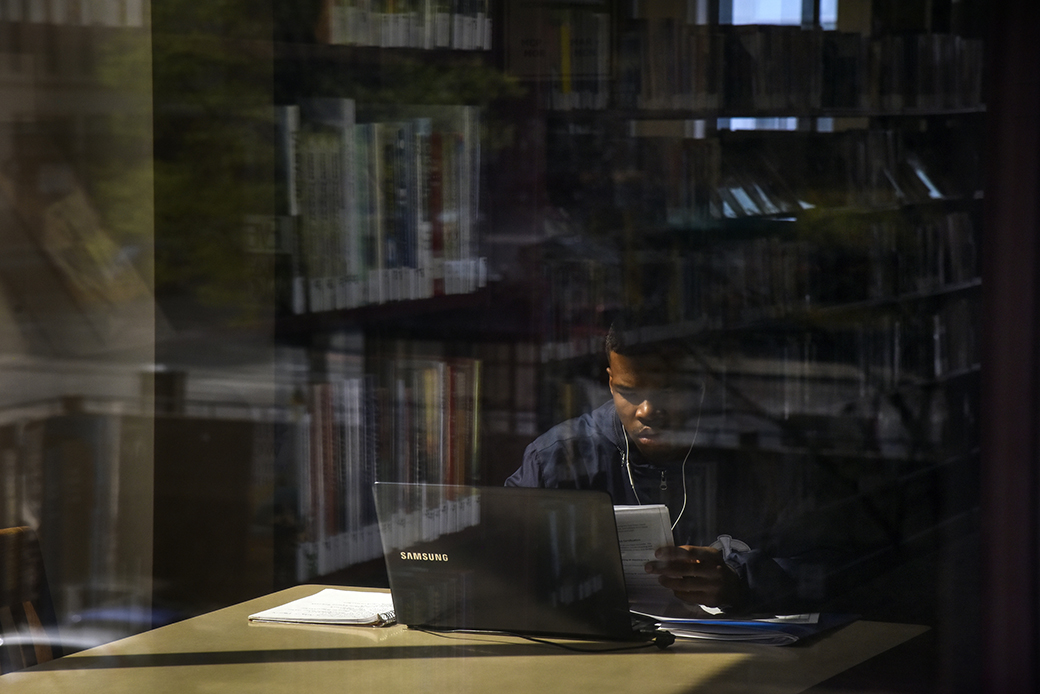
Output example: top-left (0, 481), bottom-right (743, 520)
top-left (372, 482), bottom-right (654, 642)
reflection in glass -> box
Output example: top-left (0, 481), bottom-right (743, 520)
top-left (1, 8), bottom-right (156, 656)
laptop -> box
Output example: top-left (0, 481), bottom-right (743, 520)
top-left (372, 482), bottom-right (657, 642)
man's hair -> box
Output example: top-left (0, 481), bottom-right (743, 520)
top-left (604, 316), bottom-right (688, 359)
top-left (605, 319), bottom-right (638, 356)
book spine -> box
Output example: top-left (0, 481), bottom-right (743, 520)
top-left (319, 383), bottom-right (335, 570)
top-left (370, 122), bottom-right (387, 304)
top-left (401, 118), bottom-right (419, 300)
top-left (414, 118), bottom-right (433, 298)
top-left (340, 99), bottom-right (359, 308)
top-left (277, 106), bottom-right (307, 313)
top-left (429, 130), bottom-right (445, 295)
top-left (465, 106), bottom-right (480, 291)
top-left (354, 123), bottom-right (369, 305)
top-left (305, 388), bottom-right (322, 547)
top-left (295, 130), bottom-right (325, 312)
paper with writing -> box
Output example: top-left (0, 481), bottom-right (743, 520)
top-left (613, 504), bottom-right (678, 613)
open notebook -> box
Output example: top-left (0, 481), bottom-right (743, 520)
top-left (247, 588), bottom-right (396, 626)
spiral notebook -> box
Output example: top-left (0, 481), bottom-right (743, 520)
top-left (247, 588), bottom-right (396, 626)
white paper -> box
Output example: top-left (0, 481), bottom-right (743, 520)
top-left (613, 505), bottom-right (676, 611)
top-left (248, 588), bottom-right (396, 626)
top-left (664, 629), bottom-right (799, 645)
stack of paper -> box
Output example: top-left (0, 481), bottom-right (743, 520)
top-left (633, 611), bottom-right (858, 646)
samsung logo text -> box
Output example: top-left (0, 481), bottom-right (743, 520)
top-left (400, 552), bottom-right (449, 562)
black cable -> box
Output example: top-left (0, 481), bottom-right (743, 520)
top-left (412, 626), bottom-right (674, 652)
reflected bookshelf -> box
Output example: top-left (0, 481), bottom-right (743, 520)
top-left (259, 0), bottom-right (984, 588)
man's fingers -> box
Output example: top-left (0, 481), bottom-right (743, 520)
top-left (645, 545), bottom-right (726, 577)
top-left (646, 545), bottom-right (746, 610)
top-left (645, 559), bottom-right (724, 579)
top-left (657, 576), bottom-right (728, 607)
top-left (654, 545), bottom-right (724, 562)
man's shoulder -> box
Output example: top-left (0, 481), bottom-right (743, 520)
top-left (527, 401), bottom-right (618, 453)
top-left (506, 400), bottom-right (621, 488)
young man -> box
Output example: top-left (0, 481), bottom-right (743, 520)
top-left (506, 325), bottom-right (834, 615)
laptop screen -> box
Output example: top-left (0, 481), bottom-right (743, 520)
top-left (372, 483), bottom-right (638, 640)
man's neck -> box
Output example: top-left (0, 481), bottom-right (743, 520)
top-left (630, 441), bottom-right (689, 469)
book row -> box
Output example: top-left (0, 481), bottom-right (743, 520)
top-left (375, 490), bottom-right (481, 552)
top-left (536, 211), bottom-right (979, 365)
top-left (695, 320), bottom-right (972, 459)
top-left (274, 99), bottom-right (485, 314)
top-left (611, 126), bottom-right (969, 228)
top-left (870, 296), bottom-right (979, 386)
top-left (294, 355), bottom-right (481, 579)
top-left (315, 0), bottom-right (493, 50)
top-left (556, 127), bottom-right (970, 230)
top-left (699, 214), bottom-right (978, 314)
top-left (867, 211), bottom-right (978, 297)
top-left (506, 3), bottom-right (611, 110)
top-left (0, 0), bottom-right (146, 27)
top-left (626, 24), bottom-right (984, 113)
top-left (507, 9), bottom-right (984, 113)
top-left (537, 296), bottom-right (980, 393)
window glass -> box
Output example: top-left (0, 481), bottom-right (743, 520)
top-left (0, 1), bottom-right (992, 691)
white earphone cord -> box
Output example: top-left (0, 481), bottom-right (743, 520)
top-left (624, 384), bottom-right (705, 531)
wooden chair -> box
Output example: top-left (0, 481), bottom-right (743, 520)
top-left (1, 526), bottom-right (61, 675)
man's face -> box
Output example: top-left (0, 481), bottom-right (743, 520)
top-left (607, 350), bottom-right (700, 464)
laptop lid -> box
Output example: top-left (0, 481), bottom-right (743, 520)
top-left (372, 482), bottom-right (638, 641)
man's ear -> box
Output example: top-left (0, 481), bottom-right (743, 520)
top-left (606, 367), bottom-right (615, 394)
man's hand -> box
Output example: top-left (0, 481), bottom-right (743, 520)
top-left (645, 545), bottom-right (747, 610)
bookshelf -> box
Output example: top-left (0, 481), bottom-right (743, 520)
top-left (236, 0), bottom-right (986, 592)
top-left (255, 0), bottom-right (518, 583)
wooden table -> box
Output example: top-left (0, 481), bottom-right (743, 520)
top-left (1, 585), bottom-right (928, 693)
